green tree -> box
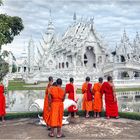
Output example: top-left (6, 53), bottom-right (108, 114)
top-left (0, 1), bottom-right (24, 81)
top-left (0, 14), bottom-right (24, 49)
top-left (0, 0), bottom-right (2, 5)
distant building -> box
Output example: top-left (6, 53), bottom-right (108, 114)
top-left (14, 13), bottom-right (140, 86)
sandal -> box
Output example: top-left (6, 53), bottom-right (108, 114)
top-left (86, 114), bottom-right (90, 118)
top-left (47, 127), bottom-right (51, 131)
top-left (115, 116), bottom-right (120, 119)
top-left (106, 116), bottom-right (110, 119)
top-left (48, 133), bottom-right (54, 137)
top-left (56, 134), bottom-right (65, 138)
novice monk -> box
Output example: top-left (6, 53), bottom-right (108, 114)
top-left (48, 78), bottom-right (65, 138)
top-left (101, 76), bottom-right (119, 119)
top-left (0, 82), bottom-right (6, 122)
top-left (82, 77), bottom-right (93, 118)
top-left (92, 77), bottom-right (103, 118)
top-left (43, 76), bottom-right (53, 128)
top-left (65, 78), bottom-right (78, 118)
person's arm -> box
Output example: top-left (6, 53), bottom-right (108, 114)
top-left (82, 84), bottom-right (86, 94)
top-left (48, 91), bottom-right (52, 110)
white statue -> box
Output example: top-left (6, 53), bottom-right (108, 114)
top-left (29, 99), bottom-right (77, 125)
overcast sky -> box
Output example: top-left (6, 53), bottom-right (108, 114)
top-left (1, 0), bottom-right (140, 57)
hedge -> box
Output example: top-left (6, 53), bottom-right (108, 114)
top-left (4, 111), bottom-right (140, 121)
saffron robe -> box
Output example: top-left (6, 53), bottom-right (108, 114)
top-left (43, 83), bottom-right (51, 125)
top-left (65, 83), bottom-right (78, 112)
top-left (49, 86), bottom-right (65, 127)
top-left (92, 83), bottom-right (102, 112)
top-left (0, 84), bottom-right (6, 116)
top-left (82, 82), bottom-right (93, 111)
top-left (101, 82), bottom-right (118, 117)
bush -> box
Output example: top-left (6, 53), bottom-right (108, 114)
top-left (5, 111), bottom-right (140, 121)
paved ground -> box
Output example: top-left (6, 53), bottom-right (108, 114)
top-left (0, 117), bottom-right (140, 139)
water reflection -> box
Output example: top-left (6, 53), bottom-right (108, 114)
top-left (6, 90), bottom-right (45, 112)
top-left (6, 90), bottom-right (140, 113)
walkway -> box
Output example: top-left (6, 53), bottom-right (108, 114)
top-left (0, 117), bottom-right (140, 139)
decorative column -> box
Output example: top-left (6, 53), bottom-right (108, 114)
top-left (128, 71), bottom-right (135, 79)
top-left (28, 38), bottom-right (35, 74)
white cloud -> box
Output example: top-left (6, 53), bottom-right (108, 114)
top-left (1, 0), bottom-right (140, 57)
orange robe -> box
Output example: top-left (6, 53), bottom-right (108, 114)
top-left (43, 83), bottom-right (51, 125)
top-left (49, 86), bottom-right (65, 127)
top-left (82, 82), bottom-right (93, 111)
top-left (0, 84), bottom-right (6, 116)
top-left (92, 83), bottom-right (102, 112)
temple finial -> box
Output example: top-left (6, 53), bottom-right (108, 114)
top-left (73, 12), bottom-right (76, 23)
top-left (90, 17), bottom-right (94, 31)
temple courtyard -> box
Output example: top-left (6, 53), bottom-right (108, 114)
top-left (0, 117), bottom-right (140, 139)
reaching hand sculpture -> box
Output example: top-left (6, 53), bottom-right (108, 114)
top-left (29, 98), bottom-right (78, 125)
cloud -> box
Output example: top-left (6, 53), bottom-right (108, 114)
top-left (1, 0), bottom-right (140, 57)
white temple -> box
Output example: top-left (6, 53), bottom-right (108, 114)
top-left (13, 13), bottom-right (140, 86)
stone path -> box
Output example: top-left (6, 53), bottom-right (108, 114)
top-left (0, 117), bottom-right (140, 139)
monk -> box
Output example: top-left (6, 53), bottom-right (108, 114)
top-left (48, 78), bottom-right (65, 138)
top-left (82, 77), bottom-right (93, 118)
top-left (0, 82), bottom-right (6, 122)
top-left (65, 78), bottom-right (78, 118)
top-left (43, 76), bottom-right (53, 128)
top-left (92, 77), bottom-right (103, 118)
top-left (101, 76), bottom-right (119, 119)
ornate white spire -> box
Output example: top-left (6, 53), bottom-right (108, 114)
top-left (135, 31), bottom-right (140, 43)
top-left (73, 12), bottom-right (76, 23)
top-left (133, 31), bottom-right (140, 53)
top-left (46, 9), bottom-right (55, 35)
top-left (28, 37), bottom-right (35, 73)
top-left (122, 29), bottom-right (129, 43)
top-left (90, 17), bottom-right (94, 31)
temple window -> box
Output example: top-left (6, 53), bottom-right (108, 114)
top-left (59, 63), bottom-right (61, 69)
top-left (121, 71), bottom-right (129, 78)
top-left (84, 54), bottom-right (88, 66)
top-left (120, 55), bottom-right (125, 62)
top-left (18, 67), bottom-right (21, 72)
top-left (127, 54), bottom-right (130, 59)
top-left (93, 63), bottom-right (96, 68)
top-left (62, 62), bottom-right (64, 68)
top-left (24, 67), bottom-right (26, 72)
top-left (66, 62), bottom-right (69, 68)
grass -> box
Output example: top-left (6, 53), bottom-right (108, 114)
top-left (8, 80), bottom-right (140, 92)
top-left (116, 88), bottom-right (140, 92)
top-left (5, 111), bottom-right (140, 121)
top-left (8, 80), bottom-right (46, 90)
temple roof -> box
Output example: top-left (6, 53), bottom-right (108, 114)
top-left (58, 17), bottom-right (106, 52)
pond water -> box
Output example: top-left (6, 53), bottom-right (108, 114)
top-left (5, 90), bottom-right (140, 113)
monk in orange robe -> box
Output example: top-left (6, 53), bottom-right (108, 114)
top-left (82, 77), bottom-right (93, 118)
top-left (101, 76), bottom-right (119, 119)
top-left (0, 82), bottom-right (6, 122)
top-left (48, 78), bottom-right (65, 138)
top-left (65, 77), bottom-right (78, 118)
top-left (43, 76), bottom-right (53, 128)
top-left (92, 77), bottom-right (103, 118)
